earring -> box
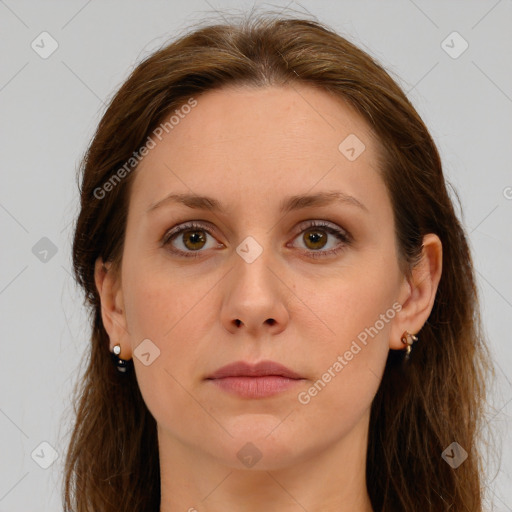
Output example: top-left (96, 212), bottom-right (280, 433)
top-left (111, 343), bottom-right (132, 373)
top-left (400, 331), bottom-right (418, 360)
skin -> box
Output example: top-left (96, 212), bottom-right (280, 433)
top-left (95, 84), bottom-right (442, 512)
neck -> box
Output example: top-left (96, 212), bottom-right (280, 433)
top-left (158, 411), bottom-right (374, 512)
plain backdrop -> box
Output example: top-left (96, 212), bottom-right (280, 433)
top-left (0, 1), bottom-right (511, 510)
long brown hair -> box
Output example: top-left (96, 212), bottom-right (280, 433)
top-left (64, 11), bottom-right (493, 511)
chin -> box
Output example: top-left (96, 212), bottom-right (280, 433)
top-left (206, 416), bottom-right (313, 471)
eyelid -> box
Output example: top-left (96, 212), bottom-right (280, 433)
top-left (294, 219), bottom-right (350, 238)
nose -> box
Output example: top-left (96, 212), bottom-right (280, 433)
top-left (220, 247), bottom-right (290, 337)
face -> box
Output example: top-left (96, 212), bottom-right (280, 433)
top-left (110, 84), bottom-right (410, 470)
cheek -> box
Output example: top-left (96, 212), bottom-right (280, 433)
top-left (121, 263), bottom-right (221, 411)
top-left (293, 352), bottom-right (384, 457)
top-left (292, 293), bottom-right (393, 447)
top-left (123, 257), bottom-right (218, 342)
top-left (303, 256), bottom-right (399, 350)
top-left (122, 278), bottom-right (212, 432)
top-left (296, 258), bottom-right (398, 414)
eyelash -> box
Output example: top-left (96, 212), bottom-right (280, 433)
top-left (161, 220), bottom-right (351, 259)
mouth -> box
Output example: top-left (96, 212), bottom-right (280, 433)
top-left (205, 360), bottom-right (305, 399)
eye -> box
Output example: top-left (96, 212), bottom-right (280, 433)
top-left (289, 220), bottom-right (351, 259)
top-left (161, 222), bottom-right (221, 258)
top-left (162, 220), bottom-right (351, 259)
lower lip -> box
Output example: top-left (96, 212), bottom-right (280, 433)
top-left (208, 376), bottom-right (303, 398)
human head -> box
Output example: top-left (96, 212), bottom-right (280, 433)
top-left (65, 13), bottom-right (490, 512)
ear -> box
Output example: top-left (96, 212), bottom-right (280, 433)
top-left (389, 233), bottom-right (443, 350)
top-left (94, 257), bottom-right (132, 359)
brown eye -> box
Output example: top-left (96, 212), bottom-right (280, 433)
top-left (162, 222), bottom-right (221, 258)
top-left (302, 228), bottom-right (328, 250)
top-left (291, 221), bottom-right (351, 259)
top-left (181, 229), bottom-right (208, 251)
top-left (162, 220), bottom-right (350, 260)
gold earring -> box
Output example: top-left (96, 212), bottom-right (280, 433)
top-left (401, 330), bottom-right (418, 360)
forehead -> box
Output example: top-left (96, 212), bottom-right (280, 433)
top-left (130, 84), bottom-right (385, 215)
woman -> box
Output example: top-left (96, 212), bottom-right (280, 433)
top-left (64, 12), bottom-right (492, 512)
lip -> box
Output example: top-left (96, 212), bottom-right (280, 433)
top-left (206, 360), bottom-right (303, 379)
top-left (206, 360), bottom-right (305, 399)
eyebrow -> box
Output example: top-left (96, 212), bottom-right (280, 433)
top-left (146, 190), bottom-right (368, 215)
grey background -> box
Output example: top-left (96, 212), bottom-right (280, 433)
top-left (0, 0), bottom-right (511, 510)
